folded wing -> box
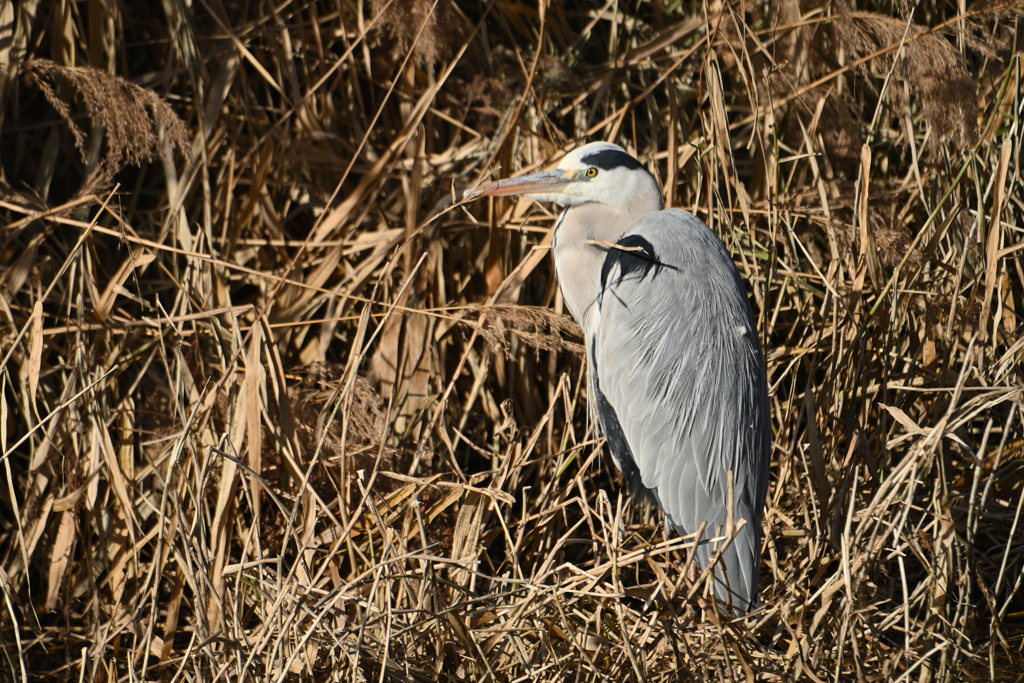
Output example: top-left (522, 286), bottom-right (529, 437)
top-left (591, 209), bottom-right (771, 613)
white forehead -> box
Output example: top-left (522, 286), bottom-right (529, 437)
top-left (557, 142), bottom-right (637, 171)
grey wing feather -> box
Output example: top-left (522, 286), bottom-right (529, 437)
top-left (591, 209), bottom-right (771, 613)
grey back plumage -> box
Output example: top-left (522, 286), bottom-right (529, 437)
top-left (584, 209), bottom-right (771, 613)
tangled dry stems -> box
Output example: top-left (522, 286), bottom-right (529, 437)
top-left (0, 0), bottom-right (1022, 681)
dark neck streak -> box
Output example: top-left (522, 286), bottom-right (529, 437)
top-left (552, 202), bottom-right (642, 328)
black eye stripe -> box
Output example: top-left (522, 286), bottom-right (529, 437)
top-left (580, 148), bottom-right (644, 171)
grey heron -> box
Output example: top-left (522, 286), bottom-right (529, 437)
top-left (464, 142), bottom-right (772, 614)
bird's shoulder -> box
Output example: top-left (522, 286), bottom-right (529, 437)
top-left (621, 208), bottom-right (731, 260)
top-left (599, 209), bottom-right (735, 296)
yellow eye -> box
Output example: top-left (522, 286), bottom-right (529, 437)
top-left (585, 167), bottom-right (598, 178)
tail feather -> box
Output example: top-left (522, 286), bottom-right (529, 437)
top-left (692, 515), bottom-right (761, 615)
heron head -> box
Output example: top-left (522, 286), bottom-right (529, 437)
top-left (464, 142), bottom-right (663, 214)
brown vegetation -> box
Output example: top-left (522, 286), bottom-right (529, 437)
top-left (0, 0), bottom-right (1022, 681)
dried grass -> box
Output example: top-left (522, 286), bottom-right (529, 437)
top-left (834, 3), bottom-right (979, 149)
top-left (22, 59), bottom-right (189, 202)
top-left (0, 0), bottom-right (1022, 681)
top-left (370, 0), bottom-right (457, 68)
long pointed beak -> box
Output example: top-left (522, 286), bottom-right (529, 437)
top-left (463, 169), bottom-right (575, 201)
